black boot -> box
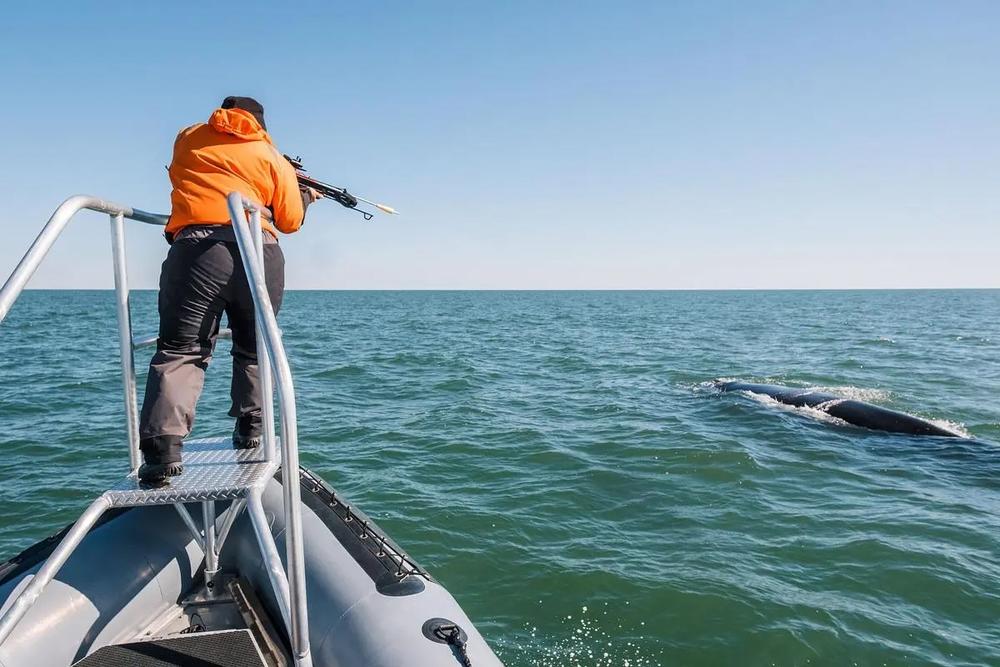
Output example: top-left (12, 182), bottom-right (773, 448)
top-left (139, 435), bottom-right (184, 486)
top-left (233, 413), bottom-right (262, 450)
top-left (137, 461), bottom-right (184, 486)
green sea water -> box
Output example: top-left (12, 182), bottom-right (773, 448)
top-left (1, 290), bottom-right (999, 666)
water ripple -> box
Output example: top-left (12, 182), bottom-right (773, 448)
top-left (1, 289), bottom-right (999, 666)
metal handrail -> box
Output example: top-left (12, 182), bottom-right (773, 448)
top-left (0, 195), bottom-right (167, 468)
top-left (0, 194), bottom-right (312, 666)
top-left (226, 192), bottom-right (310, 665)
top-left (0, 195), bottom-right (167, 319)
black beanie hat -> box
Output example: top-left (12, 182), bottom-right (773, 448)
top-left (221, 96), bottom-right (266, 130)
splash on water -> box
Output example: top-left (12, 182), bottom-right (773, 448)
top-left (737, 390), bottom-right (852, 429)
top-left (925, 418), bottom-right (971, 439)
top-left (495, 603), bottom-right (664, 667)
top-left (711, 379), bottom-right (971, 438)
top-left (807, 385), bottom-right (892, 403)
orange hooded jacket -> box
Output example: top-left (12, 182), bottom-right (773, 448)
top-left (165, 107), bottom-right (304, 239)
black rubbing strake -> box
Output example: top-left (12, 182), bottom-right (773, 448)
top-left (294, 468), bottom-right (431, 595)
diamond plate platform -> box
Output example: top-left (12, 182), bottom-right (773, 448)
top-left (105, 437), bottom-right (276, 508)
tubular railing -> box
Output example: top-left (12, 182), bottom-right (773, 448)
top-left (226, 192), bottom-right (310, 662)
top-left (0, 196), bottom-right (168, 469)
top-left (0, 194), bottom-right (311, 666)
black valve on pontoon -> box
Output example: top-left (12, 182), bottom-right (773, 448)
top-left (422, 617), bottom-right (473, 667)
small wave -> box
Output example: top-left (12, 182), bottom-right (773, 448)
top-left (925, 418), bottom-right (971, 439)
top-left (542, 354), bottom-right (594, 372)
top-left (312, 364), bottom-right (367, 379)
top-left (953, 335), bottom-right (993, 345)
top-left (690, 378), bottom-right (738, 394)
top-left (433, 377), bottom-right (475, 392)
top-left (370, 351), bottom-right (446, 366)
top-left (739, 390), bottom-right (853, 429)
top-left (703, 378), bottom-right (891, 405)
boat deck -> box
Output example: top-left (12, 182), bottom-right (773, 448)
top-left (73, 629), bottom-right (268, 667)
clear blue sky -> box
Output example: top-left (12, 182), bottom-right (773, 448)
top-left (1, 1), bottom-right (997, 289)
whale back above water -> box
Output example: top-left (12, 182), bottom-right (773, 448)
top-left (716, 381), bottom-right (961, 438)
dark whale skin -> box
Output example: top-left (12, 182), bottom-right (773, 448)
top-left (716, 381), bottom-right (960, 437)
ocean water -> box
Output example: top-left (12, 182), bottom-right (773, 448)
top-left (1, 289), bottom-right (999, 666)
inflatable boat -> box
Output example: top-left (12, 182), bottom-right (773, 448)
top-left (0, 448), bottom-right (500, 667)
top-left (0, 195), bottom-right (504, 666)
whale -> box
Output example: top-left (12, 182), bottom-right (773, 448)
top-left (715, 381), bottom-right (961, 437)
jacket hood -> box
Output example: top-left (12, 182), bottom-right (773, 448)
top-left (208, 108), bottom-right (272, 143)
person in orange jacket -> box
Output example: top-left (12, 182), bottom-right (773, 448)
top-left (138, 96), bottom-right (318, 484)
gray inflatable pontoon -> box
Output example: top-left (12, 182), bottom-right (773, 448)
top-left (0, 194), bottom-right (504, 666)
top-left (0, 448), bottom-right (502, 667)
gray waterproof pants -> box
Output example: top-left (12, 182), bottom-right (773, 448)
top-left (138, 226), bottom-right (284, 464)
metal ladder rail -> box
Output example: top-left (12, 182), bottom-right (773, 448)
top-left (0, 195), bottom-right (168, 470)
top-left (0, 197), bottom-right (264, 585)
top-left (226, 192), bottom-right (310, 666)
top-left (0, 195), bottom-right (167, 645)
top-left (0, 195), bottom-right (312, 667)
